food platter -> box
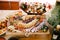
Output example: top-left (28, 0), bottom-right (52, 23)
top-left (20, 0), bottom-right (56, 15)
top-left (20, 2), bottom-right (49, 15)
top-left (6, 11), bottom-right (46, 32)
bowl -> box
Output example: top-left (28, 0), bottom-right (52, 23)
top-left (20, 0), bottom-right (56, 15)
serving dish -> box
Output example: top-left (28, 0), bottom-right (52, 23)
top-left (20, 0), bottom-right (56, 15)
top-left (20, 2), bottom-right (46, 15)
top-left (5, 11), bottom-right (46, 32)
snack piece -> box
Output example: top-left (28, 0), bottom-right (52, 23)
top-left (0, 30), bottom-right (2, 34)
top-left (39, 14), bottom-right (46, 22)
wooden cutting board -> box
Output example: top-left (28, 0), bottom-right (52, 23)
top-left (4, 30), bottom-right (51, 40)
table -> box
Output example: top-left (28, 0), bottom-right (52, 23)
top-left (4, 30), bottom-right (51, 40)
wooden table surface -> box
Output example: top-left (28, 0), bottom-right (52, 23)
top-left (4, 30), bottom-right (51, 40)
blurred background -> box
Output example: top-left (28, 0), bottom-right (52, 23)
top-left (48, 2), bottom-right (60, 28)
